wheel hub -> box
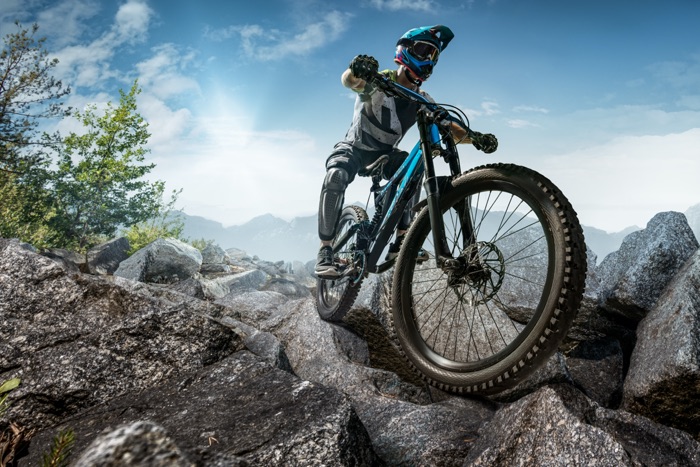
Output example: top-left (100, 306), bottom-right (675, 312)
top-left (445, 241), bottom-right (505, 304)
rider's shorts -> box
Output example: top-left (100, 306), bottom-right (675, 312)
top-left (326, 142), bottom-right (408, 183)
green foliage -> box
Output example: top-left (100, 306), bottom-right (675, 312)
top-left (0, 22), bottom-right (70, 173)
top-left (189, 238), bottom-right (215, 251)
top-left (0, 171), bottom-right (56, 248)
top-left (122, 189), bottom-right (185, 254)
top-left (47, 81), bottom-right (168, 251)
top-left (41, 429), bottom-right (75, 467)
top-left (0, 25), bottom-right (181, 252)
top-left (0, 378), bottom-right (20, 416)
top-left (0, 22), bottom-right (70, 244)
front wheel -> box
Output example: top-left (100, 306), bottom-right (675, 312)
top-left (316, 205), bottom-right (368, 322)
top-left (392, 163), bottom-right (587, 395)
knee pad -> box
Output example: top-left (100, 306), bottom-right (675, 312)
top-left (318, 167), bottom-right (349, 241)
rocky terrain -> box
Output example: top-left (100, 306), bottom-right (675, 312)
top-left (1, 210), bottom-right (699, 466)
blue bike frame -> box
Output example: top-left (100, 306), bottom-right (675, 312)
top-left (335, 77), bottom-right (466, 276)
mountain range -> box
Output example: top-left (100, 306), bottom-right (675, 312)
top-left (178, 204), bottom-right (700, 264)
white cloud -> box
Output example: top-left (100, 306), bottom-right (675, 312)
top-left (135, 44), bottom-right (199, 100)
top-left (528, 128), bottom-right (700, 232)
top-left (507, 119), bottom-right (539, 129)
top-left (513, 105), bottom-right (549, 114)
top-left (138, 93), bottom-right (193, 150)
top-left (51, 0), bottom-right (154, 87)
top-left (207, 11), bottom-right (352, 62)
top-left (35, 0), bottom-right (100, 47)
top-left (366, 0), bottom-right (435, 11)
top-left (148, 113), bottom-right (323, 225)
top-left (462, 100), bottom-right (501, 119)
top-left (114, 0), bottom-right (152, 43)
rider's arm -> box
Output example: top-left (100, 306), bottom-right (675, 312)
top-left (342, 68), bottom-right (366, 91)
top-left (450, 122), bottom-right (473, 144)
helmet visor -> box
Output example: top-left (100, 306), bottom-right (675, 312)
top-left (410, 41), bottom-right (439, 62)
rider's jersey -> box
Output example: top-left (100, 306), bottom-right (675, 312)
top-left (343, 69), bottom-right (434, 153)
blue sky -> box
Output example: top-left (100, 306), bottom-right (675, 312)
top-left (2, 0), bottom-right (699, 233)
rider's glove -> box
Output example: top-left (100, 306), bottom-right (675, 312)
top-left (349, 55), bottom-right (379, 81)
top-left (472, 132), bottom-right (498, 154)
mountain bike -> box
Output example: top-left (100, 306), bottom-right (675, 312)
top-left (315, 72), bottom-right (587, 395)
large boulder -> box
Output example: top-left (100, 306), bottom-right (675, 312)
top-left (26, 351), bottom-right (380, 466)
top-left (464, 385), bottom-right (700, 466)
top-left (199, 243), bottom-right (232, 275)
top-left (0, 239), bottom-right (244, 431)
top-left (596, 212), bottom-right (698, 322)
top-left (622, 249), bottom-right (700, 438)
top-left (86, 237), bottom-right (130, 275)
top-left (114, 238), bottom-right (202, 284)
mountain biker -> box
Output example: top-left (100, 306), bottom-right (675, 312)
top-left (315, 25), bottom-right (498, 278)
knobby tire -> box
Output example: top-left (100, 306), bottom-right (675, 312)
top-left (391, 163), bottom-right (587, 394)
top-left (316, 205), bottom-right (368, 322)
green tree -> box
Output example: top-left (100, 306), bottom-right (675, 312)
top-left (48, 81), bottom-right (168, 251)
top-left (0, 22), bottom-right (70, 243)
top-left (0, 22), bottom-right (69, 172)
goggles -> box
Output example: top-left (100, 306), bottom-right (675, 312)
top-left (410, 41), bottom-right (439, 62)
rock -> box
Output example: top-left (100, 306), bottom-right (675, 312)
top-left (73, 421), bottom-right (194, 467)
top-left (200, 243), bottom-right (229, 264)
top-left (114, 238), bottom-right (203, 284)
top-left (200, 262), bottom-right (232, 274)
top-left (354, 395), bottom-right (496, 466)
top-left (199, 243), bottom-right (233, 275)
top-left (596, 211), bottom-right (698, 322)
top-left (261, 277), bottom-right (311, 298)
top-left (5, 226), bottom-right (700, 466)
top-left (565, 337), bottom-right (624, 408)
top-left (0, 241), bottom-right (244, 430)
top-left (220, 317), bottom-right (293, 373)
top-left (215, 290), bottom-right (292, 328)
top-left (280, 260), bottom-right (316, 288)
top-left (201, 269), bottom-right (268, 300)
top-left (463, 385), bottom-right (700, 466)
top-left (622, 249), bottom-right (700, 438)
top-left (567, 246), bottom-right (614, 342)
top-left (40, 247), bottom-right (87, 274)
top-left (168, 276), bottom-right (206, 299)
top-left (86, 237), bottom-right (130, 275)
top-left (488, 352), bottom-right (573, 403)
top-left (242, 297), bottom-right (503, 465)
top-left (27, 352), bottom-right (380, 466)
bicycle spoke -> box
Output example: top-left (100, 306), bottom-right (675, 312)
top-left (407, 184), bottom-right (559, 366)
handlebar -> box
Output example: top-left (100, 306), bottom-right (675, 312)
top-left (368, 72), bottom-right (478, 141)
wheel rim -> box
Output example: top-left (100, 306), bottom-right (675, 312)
top-left (406, 185), bottom-right (555, 372)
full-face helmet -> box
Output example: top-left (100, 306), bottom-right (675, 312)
top-left (394, 25), bottom-right (454, 84)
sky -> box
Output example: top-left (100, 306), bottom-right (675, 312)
top-left (1, 0), bottom-right (699, 234)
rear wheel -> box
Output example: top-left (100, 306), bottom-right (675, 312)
top-left (316, 205), bottom-right (368, 322)
top-left (392, 164), bottom-right (586, 394)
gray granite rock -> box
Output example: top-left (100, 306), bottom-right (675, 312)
top-left (114, 238), bottom-right (202, 284)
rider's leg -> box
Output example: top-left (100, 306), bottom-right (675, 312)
top-left (318, 167), bottom-right (349, 242)
top-left (316, 144), bottom-right (360, 276)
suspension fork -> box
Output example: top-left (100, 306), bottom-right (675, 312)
top-left (442, 127), bottom-right (477, 249)
top-left (417, 111), bottom-right (454, 268)
top-left (418, 111), bottom-right (477, 270)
